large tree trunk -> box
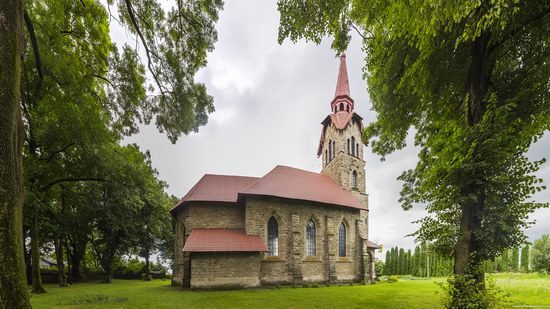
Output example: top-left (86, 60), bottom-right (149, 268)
top-left (54, 238), bottom-right (67, 287)
top-left (30, 210), bottom-right (45, 293)
top-left (452, 30), bottom-right (492, 307)
top-left (0, 0), bottom-right (32, 307)
top-left (144, 254), bottom-right (151, 281)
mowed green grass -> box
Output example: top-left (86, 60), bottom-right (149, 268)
top-left (30, 273), bottom-right (550, 308)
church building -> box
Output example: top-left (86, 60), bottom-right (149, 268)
top-left (171, 54), bottom-right (378, 288)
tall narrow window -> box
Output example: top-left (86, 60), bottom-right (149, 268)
top-left (346, 105), bottom-right (350, 112)
top-left (332, 141), bottom-right (336, 157)
top-left (268, 217), bottom-right (278, 256)
top-left (328, 140), bottom-right (332, 161)
top-left (347, 139), bottom-right (350, 154)
top-left (356, 143), bottom-right (359, 157)
top-left (352, 170), bottom-right (358, 189)
top-left (339, 223), bottom-right (346, 257)
top-left (306, 219), bottom-right (316, 256)
top-left (339, 102), bottom-right (344, 111)
top-left (351, 136), bottom-right (355, 156)
top-left (325, 150), bottom-right (328, 165)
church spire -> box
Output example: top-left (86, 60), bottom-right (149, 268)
top-left (334, 53), bottom-right (350, 98)
top-left (331, 52), bottom-right (354, 114)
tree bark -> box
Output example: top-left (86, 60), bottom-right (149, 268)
top-left (0, 0), bottom-right (32, 306)
top-left (144, 254), bottom-right (151, 281)
top-left (54, 238), bottom-right (67, 287)
top-left (453, 30), bottom-right (492, 306)
top-left (30, 210), bottom-right (45, 293)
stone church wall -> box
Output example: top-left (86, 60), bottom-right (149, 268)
top-left (245, 195), bottom-right (368, 285)
top-left (173, 202), bottom-right (245, 286)
top-left (190, 252), bottom-right (261, 288)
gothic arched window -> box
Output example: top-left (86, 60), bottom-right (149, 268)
top-left (347, 105), bottom-right (350, 112)
top-left (328, 140), bottom-right (332, 161)
top-left (356, 143), bottom-right (359, 157)
top-left (306, 219), bottom-right (316, 256)
top-left (351, 136), bottom-right (356, 156)
top-left (352, 170), bottom-right (358, 189)
top-left (339, 102), bottom-right (344, 111)
top-left (339, 222), bottom-right (346, 257)
top-left (347, 139), bottom-right (350, 154)
top-left (267, 217), bottom-right (278, 256)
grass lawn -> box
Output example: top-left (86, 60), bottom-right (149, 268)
top-left (30, 273), bottom-right (550, 308)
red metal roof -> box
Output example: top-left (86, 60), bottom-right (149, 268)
top-left (170, 175), bottom-right (259, 214)
top-left (183, 229), bottom-right (267, 252)
top-left (331, 112), bottom-right (354, 130)
top-left (240, 165), bottom-right (364, 209)
top-left (367, 240), bottom-right (380, 249)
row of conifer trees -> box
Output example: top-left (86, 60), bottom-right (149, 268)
top-left (382, 242), bottom-right (454, 277)
top-left (381, 243), bottom-right (531, 277)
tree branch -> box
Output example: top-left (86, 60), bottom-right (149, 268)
top-left (24, 10), bottom-right (43, 80)
top-left (42, 142), bottom-right (76, 163)
top-left (124, 0), bottom-right (166, 95)
top-left (41, 177), bottom-right (106, 192)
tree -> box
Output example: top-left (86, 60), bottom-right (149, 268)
top-left (521, 244), bottom-right (530, 273)
top-left (384, 249), bottom-right (391, 275)
top-left (510, 247), bottom-right (520, 272)
top-left (531, 234), bottom-right (550, 273)
top-left (0, 0), bottom-right (30, 306)
top-left (1, 0), bottom-right (224, 304)
top-left (278, 0), bottom-right (550, 305)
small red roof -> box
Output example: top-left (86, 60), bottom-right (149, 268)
top-left (367, 240), bottom-right (379, 249)
top-left (183, 229), bottom-right (267, 252)
top-left (331, 112), bottom-right (354, 130)
top-left (170, 175), bottom-right (259, 214)
top-left (241, 165), bottom-right (364, 209)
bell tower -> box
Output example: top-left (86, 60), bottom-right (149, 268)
top-left (318, 53), bottom-right (368, 205)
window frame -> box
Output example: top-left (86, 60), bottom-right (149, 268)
top-left (267, 216), bottom-right (279, 257)
top-left (338, 222), bottom-right (346, 257)
top-left (306, 219), bottom-right (316, 256)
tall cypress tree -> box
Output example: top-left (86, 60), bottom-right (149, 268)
top-left (385, 250), bottom-right (391, 275)
top-left (521, 244), bottom-right (530, 273)
top-left (398, 248), bottom-right (405, 275)
top-left (510, 247), bottom-right (520, 272)
top-left (502, 249), bottom-right (510, 272)
top-left (406, 249), bottom-right (412, 275)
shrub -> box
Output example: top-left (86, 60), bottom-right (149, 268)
top-left (387, 276), bottom-right (399, 283)
top-left (531, 234), bottom-right (550, 274)
top-left (440, 275), bottom-right (509, 308)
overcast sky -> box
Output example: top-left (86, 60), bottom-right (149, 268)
top-left (119, 0), bottom-right (550, 255)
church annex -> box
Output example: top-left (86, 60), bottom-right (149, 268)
top-left (171, 54), bottom-right (378, 288)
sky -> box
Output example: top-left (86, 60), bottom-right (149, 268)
top-left (117, 0), bottom-right (550, 256)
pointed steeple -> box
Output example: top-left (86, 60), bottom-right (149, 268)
top-left (334, 53), bottom-right (350, 98)
top-left (331, 52), bottom-right (354, 114)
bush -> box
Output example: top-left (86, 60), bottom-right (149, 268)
top-left (387, 276), bottom-right (399, 283)
top-left (531, 234), bottom-right (550, 274)
top-left (440, 275), bottom-right (508, 308)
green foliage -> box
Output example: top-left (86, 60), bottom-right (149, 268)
top-left (521, 244), bottom-right (530, 273)
top-left (440, 275), bottom-right (509, 309)
top-left (383, 243), bottom-right (453, 277)
top-left (387, 276), bottom-right (399, 283)
top-left (531, 234), bottom-right (550, 273)
top-left (375, 259), bottom-right (384, 277)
